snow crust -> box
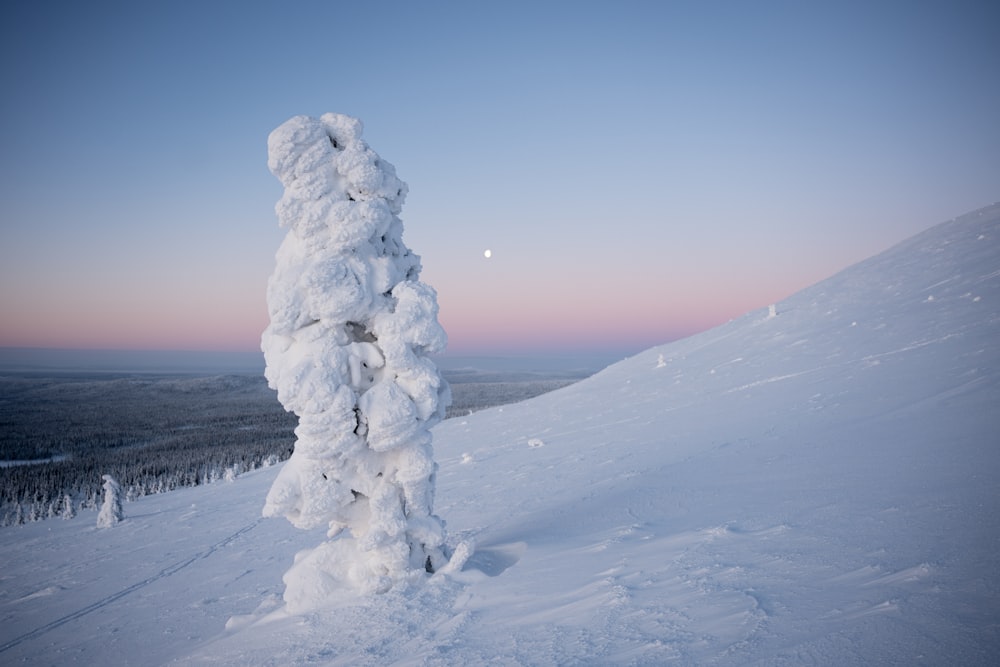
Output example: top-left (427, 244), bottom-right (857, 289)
top-left (1, 203), bottom-right (998, 665)
top-left (261, 114), bottom-right (450, 606)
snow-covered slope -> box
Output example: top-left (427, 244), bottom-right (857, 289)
top-left (2, 204), bottom-right (998, 665)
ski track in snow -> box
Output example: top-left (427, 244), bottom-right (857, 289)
top-left (721, 332), bottom-right (963, 395)
top-left (0, 519), bottom-right (263, 654)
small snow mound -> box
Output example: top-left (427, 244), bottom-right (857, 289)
top-left (14, 585), bottom-right (64, 604)
top-left (436, 539), bottom-right (474, 576)
top-left (527, 438), bottom-right (544, 448)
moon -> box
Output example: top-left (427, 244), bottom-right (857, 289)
top-left (483, 249), bottom-right (492, 259)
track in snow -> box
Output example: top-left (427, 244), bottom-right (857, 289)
top-left (0, 519), bottom-right (263, 653)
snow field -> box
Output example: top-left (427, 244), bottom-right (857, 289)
top-left (232, 202), bottom-right (999, 664)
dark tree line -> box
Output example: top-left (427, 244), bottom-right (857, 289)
top-left (444, 379), bottom-right (575, 418)
top-left (0, 374), bottom-right (296, 525)
top-left (1, 371), bottom-right (580, 526)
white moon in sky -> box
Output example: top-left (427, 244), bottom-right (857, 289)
top-left (484, 249), bottom-right (492, 259)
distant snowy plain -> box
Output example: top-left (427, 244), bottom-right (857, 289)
top-left (2, 204), bottom-right (998, 665)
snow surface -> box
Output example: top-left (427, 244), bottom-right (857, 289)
top-left (2, 203), bottom-right (998, 665)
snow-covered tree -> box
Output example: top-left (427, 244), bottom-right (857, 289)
top-left (261, 113), bottom-right (451, 609)
top-left (60, 494), bottom-right (76, 520)
top-left (96, 474), bottom-right (124, 528)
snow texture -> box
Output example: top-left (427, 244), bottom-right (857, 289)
top-left (260, 114), bottom-right (450, 608)
top-left (1, 203), bottom-right (998, 665)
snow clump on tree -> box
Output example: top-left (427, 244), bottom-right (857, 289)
top-left (96, 475), bottom-right (124, 528)
top-left (261, 113), bottom-right (451, 610)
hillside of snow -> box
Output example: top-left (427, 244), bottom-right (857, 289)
top-left (2, 203), bottom-right (999, 665)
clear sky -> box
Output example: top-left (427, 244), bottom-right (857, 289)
top-left (1, 1), bottom-right (997, 358)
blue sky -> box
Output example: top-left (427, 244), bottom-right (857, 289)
top-left (1, 1), bottom-right (997, 357)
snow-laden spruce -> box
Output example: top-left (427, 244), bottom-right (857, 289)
top-left (261, 113), bottom-right (451, 608)
top-left (96, 474), bottom-right (123, 528)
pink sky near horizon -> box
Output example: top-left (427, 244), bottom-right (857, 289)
top-left (0, 224), bottom-right (812, 355)
top-left (0, 265), bottom-right (780, 355)
top-left (1, 2), bottom-right (996, 358)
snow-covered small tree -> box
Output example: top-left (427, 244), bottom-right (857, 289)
top-left (96, 474), bottom-right (124, 528)
top-left (60, 494), bottom-right (76, 520)
top-left (261, 113), bottom-right (451, 610)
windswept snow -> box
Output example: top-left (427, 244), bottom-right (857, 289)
top-left (2, 203), bottom-right (999, 665)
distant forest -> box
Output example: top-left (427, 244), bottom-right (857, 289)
top-left (1, 372), bottom-right (577, 526)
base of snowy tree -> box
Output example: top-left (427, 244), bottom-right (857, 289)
top-left (282, 537), bottom-right (451, 613)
